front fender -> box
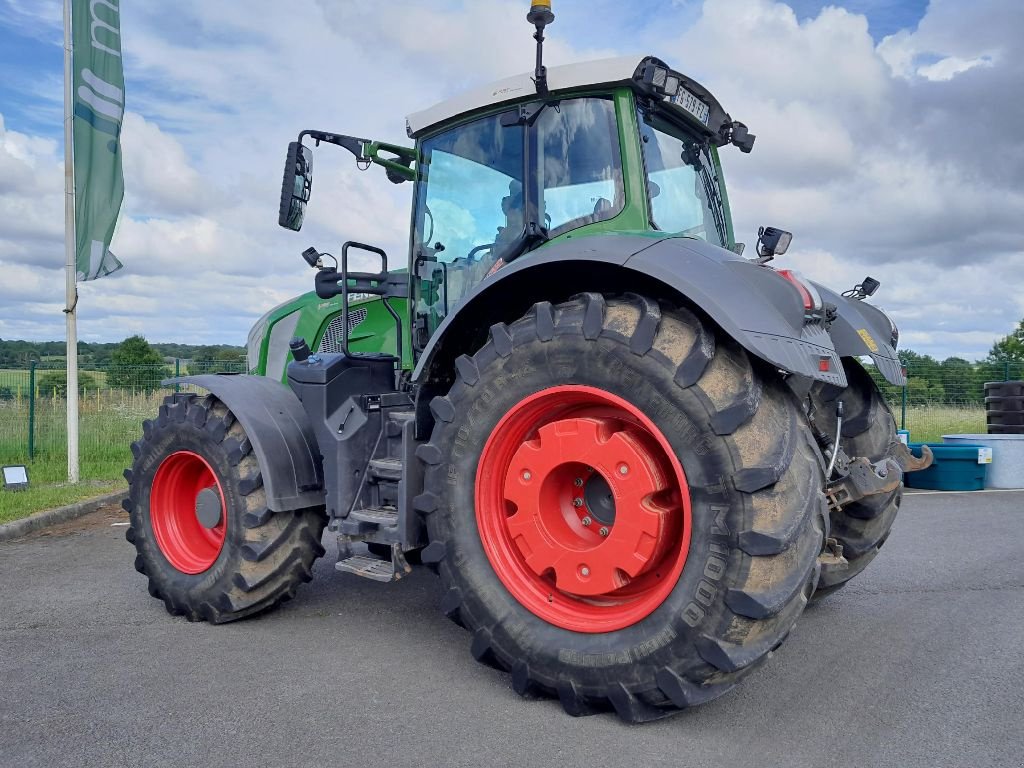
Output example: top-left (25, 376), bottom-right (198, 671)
top-left (413, 235), bottom-right (847, 388)
top-left (164, 374), bottom-right (325, 512)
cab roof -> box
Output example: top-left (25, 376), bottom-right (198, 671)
top-left (405, 55), bottom-right (734, 142)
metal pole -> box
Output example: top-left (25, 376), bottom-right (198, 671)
top-left (901, 383), bottom-right (908, 431)
top-left (1005, 360), bottom-right (1010, 382)
top-left (63, 0), bottom-right (79, 483)
top-left (174, 359), bottom-right (180, 392)
top-left (28, 361), bottom-right (36, 460)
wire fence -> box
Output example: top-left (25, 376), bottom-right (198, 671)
top-left (870, 360), bottom-right (1024, 443)
top-left (0, 360), bottom-right (245, 484)
top-left (0, 357), bottom-right (1021, 482)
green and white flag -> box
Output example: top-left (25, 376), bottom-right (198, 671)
top-left (71, 0), bottom-right (124, 281)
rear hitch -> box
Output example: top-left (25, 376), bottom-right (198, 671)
top-left (887, 440), bottom-right (934, 473)
top-left (825, 456), bottom-right (902, 513)
top-left (824, 440), bottom-right (933, 513)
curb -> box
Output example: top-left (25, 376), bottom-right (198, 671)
top-left (0, 490), bottom-right (128, 543)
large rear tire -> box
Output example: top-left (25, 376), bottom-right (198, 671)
top-left (810, 358), bottom-right (901, 599)
top-left (416, 294), bottom-right (826, 721)
top-left (125, 393), bottom-right (327, 623)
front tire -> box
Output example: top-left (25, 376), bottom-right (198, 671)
top-left (417, 294), bottom-right (826, 721)
top-left (125, 393), bottom-right (327, 623)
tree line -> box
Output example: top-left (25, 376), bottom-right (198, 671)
top-left (0, 337), bottom-right (245, 369)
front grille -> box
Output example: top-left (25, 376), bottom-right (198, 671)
top-left (317, 307), bottom-right (368, 353)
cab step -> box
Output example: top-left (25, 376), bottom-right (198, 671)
top-left (349, 506), bottom-right (398, 526)
top-left (369, 457), bottom-right (403, 482)
top-left (335, 544), bottom-right (413, 583)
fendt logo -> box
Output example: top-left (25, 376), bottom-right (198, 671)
top-left (74, 0), bottom-right (123, 146)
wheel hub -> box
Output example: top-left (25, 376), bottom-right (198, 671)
top-left (505, 416), bottom-right (673, 596)
top-left (150, 451), bottom-right (227, 574)
top-left (475, 385), bottom-right (692, 633)
top-left (195, 487), bottom-right (223, 529)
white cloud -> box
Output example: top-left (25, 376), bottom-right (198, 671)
top-left (0, 0), bottom-right (1021, 363)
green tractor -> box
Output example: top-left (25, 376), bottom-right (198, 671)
top-left (125, 3), bottom-right (931, 721)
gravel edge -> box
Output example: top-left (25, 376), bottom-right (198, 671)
top-left (0, 490), bottom-right (128, 543)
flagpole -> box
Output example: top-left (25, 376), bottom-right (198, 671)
top-left (63, 0), bottom-right (80, 484)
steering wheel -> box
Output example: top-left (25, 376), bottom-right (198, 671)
top-left (467, 242), bottom-right (496, 263)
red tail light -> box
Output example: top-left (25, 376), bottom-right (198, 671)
top-left (777, 269), bottom-right (823, 312)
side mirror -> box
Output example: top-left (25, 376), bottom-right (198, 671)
top-left (756, 225), bottom-right (792, 262)
top-left (278, 141), bottom-right (313, 231)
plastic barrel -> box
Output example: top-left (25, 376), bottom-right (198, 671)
top-left (943, 434), bottom-right (1024, 489)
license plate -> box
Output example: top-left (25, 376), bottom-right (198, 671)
top-left (672, 85), bottom-right (710, 126)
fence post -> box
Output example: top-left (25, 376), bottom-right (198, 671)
top-left (1005, 360), bottom-right (1011, 381)
top-left (28, 361), bottom-right (36, 460)
top-left (900, 383), bottom-right (908, 431)
top-left (174, 359), bottom-right (180, 393)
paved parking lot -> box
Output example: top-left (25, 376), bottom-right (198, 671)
top-left (1, 490), bottom-right (1022, 768)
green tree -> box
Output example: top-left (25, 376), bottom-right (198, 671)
top-left (108, 335), bottom-right (168, 391)
top-left (36, 371), bottom-right (99, 398)
top-left (189, 348), bottom-right (245, 374)
top-left (987, 319), bottom-right (1024, 363)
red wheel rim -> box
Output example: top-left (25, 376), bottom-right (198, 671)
top-left (150, 451), bottom-right (227, 574)
top-left (476, 385), bottom-right (692, 633)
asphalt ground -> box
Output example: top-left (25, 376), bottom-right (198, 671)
top-left (1, 490), bottom-right (1022, 768)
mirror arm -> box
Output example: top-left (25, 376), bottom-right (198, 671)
top-left (365, 140), bottom-right (418, 183)
top-left (299, 130), bottom-right (370, 162)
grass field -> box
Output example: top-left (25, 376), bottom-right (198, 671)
top-left (889, 404), bottom-right (987, 443)
top-left (0, 389), bottom-right (161, 523)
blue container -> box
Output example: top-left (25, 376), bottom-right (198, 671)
top-left (904, 443), bottom-right (988, 491)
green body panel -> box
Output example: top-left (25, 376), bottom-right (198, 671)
top-left (252, 87), bottom-right (735, 377)
top-left (250, 293), bottom-right (410, 381)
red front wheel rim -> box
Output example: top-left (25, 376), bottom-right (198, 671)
top-left (150, 451), bottom-right (227, 574)
top-left (475, 386), bottom-right (692, 633)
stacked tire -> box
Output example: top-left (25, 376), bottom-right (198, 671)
top-left (985, 381), bottom-right (1024, 435)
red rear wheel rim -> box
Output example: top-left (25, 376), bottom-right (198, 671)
top-left (475, 385), bottom-right (692, 633)
top-left (150, 451), bottom-right (227, 574)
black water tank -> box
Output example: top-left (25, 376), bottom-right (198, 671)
top-left (985, 380), bottom-right (1024, 434)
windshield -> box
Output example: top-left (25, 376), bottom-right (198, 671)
top-left (412, 97), bottom-right (623, 345)
top-left (638, 110), bottom-right (729, 247)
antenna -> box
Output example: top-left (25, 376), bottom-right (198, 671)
top-left (527, 1), bottom-right (555, 95)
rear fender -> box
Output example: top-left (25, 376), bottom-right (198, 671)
top-left (813, 284), bottom-right (906, 386)
top-left (164, 374), bottom-right (325, 512)
top-left (413, 235), bottom-right (847, 392)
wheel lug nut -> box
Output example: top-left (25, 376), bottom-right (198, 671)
top-left (572, 498), bottom-right (584, 508)
top-left (574, 477), bottom-right (583, 487)
top-left (581, 516), bottom-right (592, 526)
top-left (522, 471), bottom-right (532, 481)
top-left (599, 526), bottom-right (609, 537)
top-left (618, 464), bottom-right (629, 475)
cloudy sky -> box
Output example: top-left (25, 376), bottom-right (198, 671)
top-left (0, 0), bottom-right (1020, 360)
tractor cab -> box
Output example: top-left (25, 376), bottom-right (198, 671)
top-left (276, 54), bottom-right (756, 362)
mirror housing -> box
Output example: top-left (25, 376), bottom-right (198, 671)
top-left (278, 141), bottom-right (313, 231)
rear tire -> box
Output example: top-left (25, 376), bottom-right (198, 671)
top-left (416, 294), bottom-right (825, 721)
top-left (810, 358), bottom-right (901, 599)
top-left (125, 393), bottom-right (326, 623)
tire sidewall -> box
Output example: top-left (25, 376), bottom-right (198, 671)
top-left (130, 418), bottom-right (248, 595)
top-left (429, 328), bottom-right (750, 687)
